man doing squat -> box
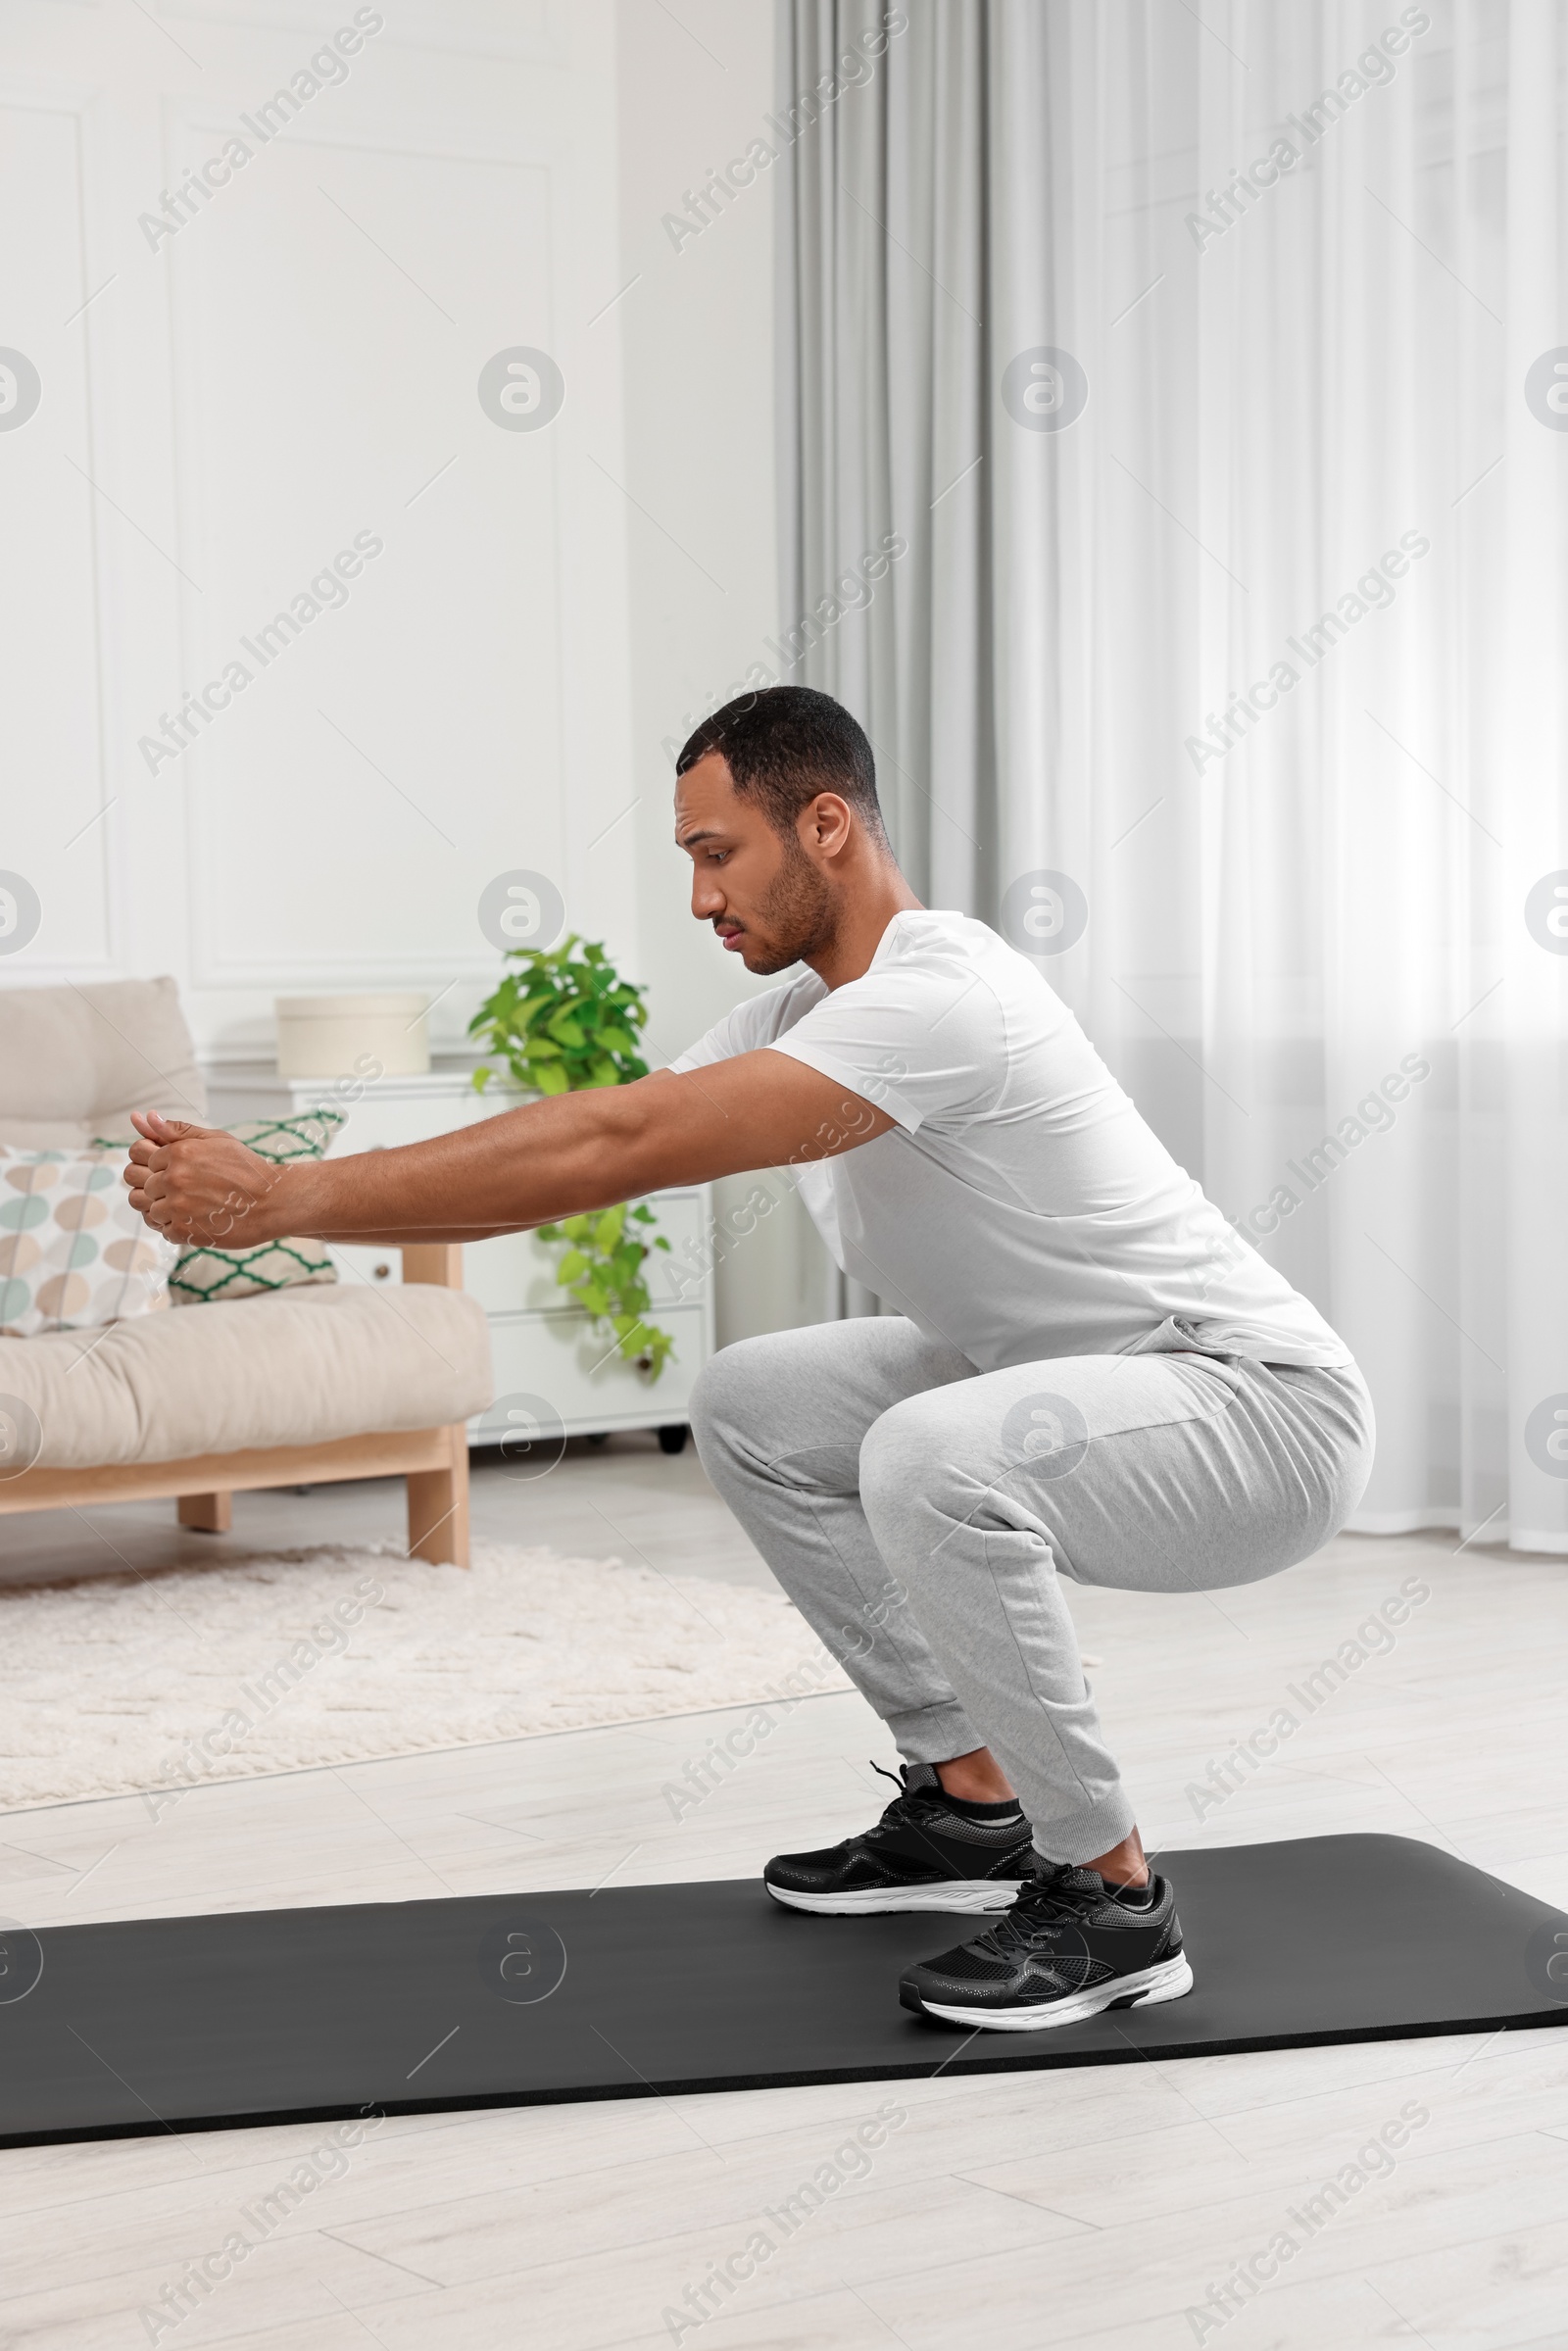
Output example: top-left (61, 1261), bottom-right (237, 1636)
top-left (126, 686), bottom-right (1373, 2033)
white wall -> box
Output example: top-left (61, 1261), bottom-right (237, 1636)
top-left (0, 0), bottom-right (639, 1054)
top-left (0, 0), bottom-right (827, 1345)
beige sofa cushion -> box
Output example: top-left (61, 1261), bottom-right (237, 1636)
top-left (0, 1283), bottom-right (493, 1469)
top-left (0, 976), bottom-right (206, 1150)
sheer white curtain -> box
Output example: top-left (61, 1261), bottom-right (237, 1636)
top-left (776, 0), bottom-right (1568, 1547)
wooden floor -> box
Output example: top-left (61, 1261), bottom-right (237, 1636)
top-left (1, 1483), bottom-right (1565, 2349)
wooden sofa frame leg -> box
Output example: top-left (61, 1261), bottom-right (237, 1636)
top-left (406, 1422), bottom-right (470, 1569)
top-left (402, 1243), bottom-right (472, 1569)
top-left (177, 1492), bottom-right (232, 1534)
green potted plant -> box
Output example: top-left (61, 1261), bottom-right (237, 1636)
top-left (468, 936), bottom-right (674, 1379)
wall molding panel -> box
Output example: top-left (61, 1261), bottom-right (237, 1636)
top-left (0, 3), bottom-right (634, 1067)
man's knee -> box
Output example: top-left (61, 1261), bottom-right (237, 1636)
top-left (689, 1337), bottom-right (772, 1464)
top-left (858, 1395), bottom-right (947, 1534)
top-left (690, 1331), bottom-right (829, 1476)
top-left (861, 1391), bottom-right (1051, 1575)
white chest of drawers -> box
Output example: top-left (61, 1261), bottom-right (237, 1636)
top-left (204, 1066), bottom-right (716, 1449)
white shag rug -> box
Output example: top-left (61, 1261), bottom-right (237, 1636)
top-left (0, 1542), bottom-right (852, 1812)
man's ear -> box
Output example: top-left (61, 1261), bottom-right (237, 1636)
top-left (804, 791), bottom-right (854, 856)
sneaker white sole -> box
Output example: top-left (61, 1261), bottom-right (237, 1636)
top-left (912, 1951), bottom-right (1195, 2031)
top-left (765, 1878), bottom-right (1026, 1917)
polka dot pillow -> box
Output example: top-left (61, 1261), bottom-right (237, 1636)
top-left (0, 1150), bottom-right (180, 1338)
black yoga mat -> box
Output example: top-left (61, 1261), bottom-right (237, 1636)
top-left (4, 1833), bottom-right (1566, 2147)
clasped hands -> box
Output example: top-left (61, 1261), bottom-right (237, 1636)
top-left (122, 1111), bottom-right (293, 1248)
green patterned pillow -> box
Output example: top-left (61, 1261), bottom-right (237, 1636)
top-left (95, 1111), bottom-right (345, 1307)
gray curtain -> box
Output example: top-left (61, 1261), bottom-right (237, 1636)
top-left (775, 1), bottom-right (1086, 915)
top-left (774, 0), bottom-right (1086, 1322)
top-left (772, 0), bottom-right (1568, 1550)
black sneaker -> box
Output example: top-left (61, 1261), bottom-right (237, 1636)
top-left (899, 1857), bottom-right (1193, 2030)
top-left (763, 1763), bottom-right (1034, 1916)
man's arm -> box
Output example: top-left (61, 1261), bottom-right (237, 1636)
top-left (123, 1052), bottom-right (896, 1249)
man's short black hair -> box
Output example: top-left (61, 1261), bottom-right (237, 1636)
top-left (675, 685), bottom-right (886, 843)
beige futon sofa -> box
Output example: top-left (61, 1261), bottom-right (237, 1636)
top-left (0, 978), bottom-right (492, 1565)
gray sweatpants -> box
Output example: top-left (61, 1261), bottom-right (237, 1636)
top-left (690, 1316), bottom-right (1375, 1864)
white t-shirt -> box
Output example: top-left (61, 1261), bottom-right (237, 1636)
top-left (672, 908), bottom-right (1351, 1373)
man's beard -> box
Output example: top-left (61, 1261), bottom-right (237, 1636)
top-left (741, 833), bottom-right (839, 974)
